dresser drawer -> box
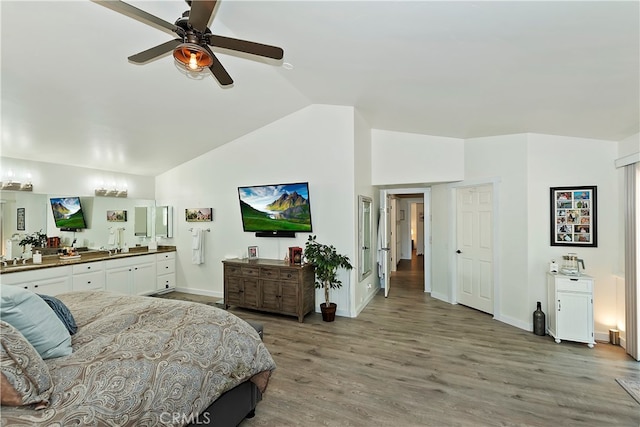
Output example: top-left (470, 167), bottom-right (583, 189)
top-left (279, 269), bottom-right (298, 282)
top-left (260, 267), bottom-right (280, 280)
top-left (556, 278), bottom-right (592, 293)
top-left (225, 265), bottom-right (242, 276)
top-left (242, 267), bottom-right (259, 277)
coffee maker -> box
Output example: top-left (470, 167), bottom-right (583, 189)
top-left (560, 253), bottom-right (585, 275)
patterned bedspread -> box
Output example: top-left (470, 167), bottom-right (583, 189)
top-left (1, 291), bottom-right (276, 426)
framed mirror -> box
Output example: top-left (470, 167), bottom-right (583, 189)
top-left (358, 195), bottom-right (373, 281)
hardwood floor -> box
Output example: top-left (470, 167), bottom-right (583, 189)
top-left (167, 253), bottom-right (640, 426)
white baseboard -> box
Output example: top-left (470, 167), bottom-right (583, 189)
top-left (430, 291), bottom-right (450, 303)
top-left (493, 313), bottom-right (530, 332)
top-left (355, 288), bottom-right (379, 317)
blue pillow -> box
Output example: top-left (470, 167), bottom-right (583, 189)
top-left (37, 294), bottom-right (78, 335)
top-left (0, 285), bottom-right (72, 359)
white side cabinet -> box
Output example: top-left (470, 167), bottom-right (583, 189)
top-left (547, 272), bottom-right (595, 348)
top-left (1, 266), bottom-right (72, 296)
top-left (156, 251), bottom-right (176, 293)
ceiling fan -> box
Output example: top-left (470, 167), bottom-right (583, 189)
top-left (92, 0), bottom-right (284, 86)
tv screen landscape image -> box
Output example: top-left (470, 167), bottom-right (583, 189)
top-left (238, 182), bottom-right (313, 233)
top-left (50, 197), bottom-right (88, 230)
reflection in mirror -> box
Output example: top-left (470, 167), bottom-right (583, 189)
top-left (358, 195), bottom-right (373, 281)
top-left (155, 206), bottom-right (173, 238)
top-left (0, 191), bottom-right (156, 256)
top-left (0, 192), bottom-right (48, 258)
top-left (134, 206), bottom-right (150, 237)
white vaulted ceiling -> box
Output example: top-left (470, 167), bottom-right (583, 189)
top-left (1, 0), bottom-right (638, 176)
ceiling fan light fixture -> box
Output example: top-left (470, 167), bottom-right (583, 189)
top-left (172, 43), bottom-right (213, 72)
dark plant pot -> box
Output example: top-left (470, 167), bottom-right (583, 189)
top-left (320, 302), bottom-right (337, 322)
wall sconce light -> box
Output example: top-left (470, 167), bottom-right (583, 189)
top-left (95, 187), bottom-right (128, 198)
top-left (1, 181), bottom-right (33, 192)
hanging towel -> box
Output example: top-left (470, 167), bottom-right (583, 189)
top-left (191, 228), bottom-right (205, 265)
top-left (108, 229), bottom-right (116, 245)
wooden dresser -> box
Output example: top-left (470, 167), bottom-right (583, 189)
top-left (222, 258), bottom-right (315, 322)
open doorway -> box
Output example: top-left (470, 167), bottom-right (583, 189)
top-left (379, 188), bottom-right (431, 296)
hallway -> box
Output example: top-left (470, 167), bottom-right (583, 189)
top-left (389, 249), bottom-right (425, 297)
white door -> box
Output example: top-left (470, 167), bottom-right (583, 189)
top-left (456, 185), bottom-right (494, 314)
top-left (378, 192), bottom-right (392, 297)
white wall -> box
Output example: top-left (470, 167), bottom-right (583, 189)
top-left (0, 157), bottom-right (155, 199)
top-left (353, 109), bottom-right (378, 315)
top-left (527, 134), bottom-right (619, 338)
top-left (462, 134), bottom-right (529, 328)
top-left (618, 132), bottom-right (640, 158)
top-left (371, 130), bottom-right (464, 185)
top-left (155, 105), bottom-right (358, 317)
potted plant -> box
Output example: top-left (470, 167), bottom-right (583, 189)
top-left (304, 235), bottom-right (353, 322)
top-left (18, 230), bottom-right (48, 252)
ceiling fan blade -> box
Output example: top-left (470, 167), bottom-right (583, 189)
top-left (207, 35), bottom-right (284, 60)
top-left (91, 0), bottom-right (177, 36)
top-left (188, 0), bottom-right (217, 33)
top-left (128, 39), bottom-right (182, 64)
top-left (204, 45), bottom-right (233, 86)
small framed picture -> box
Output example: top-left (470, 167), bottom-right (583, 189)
top-left (107, 210), bottom-right (127, 222)
top-left (186, 208), bottom-right (213, 222)
top-left (248, 246), bottom-right (259, 260)
top-left (17, 208), bottom-right (25, 231)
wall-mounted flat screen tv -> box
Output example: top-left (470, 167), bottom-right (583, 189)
top-left (238, 182), bottom-right (313, 237)
top-left (50, 197), bottom-right (88, 231)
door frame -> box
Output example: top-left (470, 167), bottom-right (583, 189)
top-left (449, 179), bottom-right (501, 318)
top-left (380, 187), bottom-right (431, 293)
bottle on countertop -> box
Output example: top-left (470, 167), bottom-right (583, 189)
top-left (32, 251), bottom-right (42, 264)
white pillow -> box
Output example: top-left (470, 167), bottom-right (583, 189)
top-left (0, 285), bottom-right (72, 359)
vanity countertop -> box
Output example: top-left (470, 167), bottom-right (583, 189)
top-left (0, 246), bottom-right (176, 275)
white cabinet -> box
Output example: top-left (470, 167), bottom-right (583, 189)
top-left (547, 273), bottom-right (595, 348)
top-left (2, 250), bottom-right (176, 297)
top-left (156, 251), bottom-right (176, 293)
top-left (72, 261), bottom-right (105, 292)
top-left (104, 254), bottom-right (156, 296)
top-left (1, 266), bottom-right (72, 296)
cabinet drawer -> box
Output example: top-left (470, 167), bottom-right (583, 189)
top-left (157, 273), bottom-right (176, 291)
top-left (242, 267), bottom-right (259, 277)
top-left (156, 251), bottom-right (175, 261)
top-left (157, 259), bottom-right (175, 275)
top-left (557, 278), bottom-right (592, 293)
top-left (225, 265), bottom-right (242, 276)
top-left (72, 271), bottom-right (105, 291)
top-left (72, 261), bottom-right (104, 274)
top-left (279, 269), bottom-right (298, 282)
top-left (260, 267), bottom-right (280, 280)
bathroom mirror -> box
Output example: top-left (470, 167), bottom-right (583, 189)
top-left (358, 195), bottom-right (373, 281)
top-left (0, 191), bottom-right (156, 256)
top-left (155, 205), bottom-right (173, 238)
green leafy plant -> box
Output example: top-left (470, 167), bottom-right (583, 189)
top-left (304, 235), bottom-right (353, 306)
top-left (18, 230), bottom-right (47, 249)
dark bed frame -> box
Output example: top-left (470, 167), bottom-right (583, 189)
top-left (187, 320), bottom-right (265, 427)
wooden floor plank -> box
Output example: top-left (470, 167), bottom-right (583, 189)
top-left (161, 253), bottom-right (640, 426)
